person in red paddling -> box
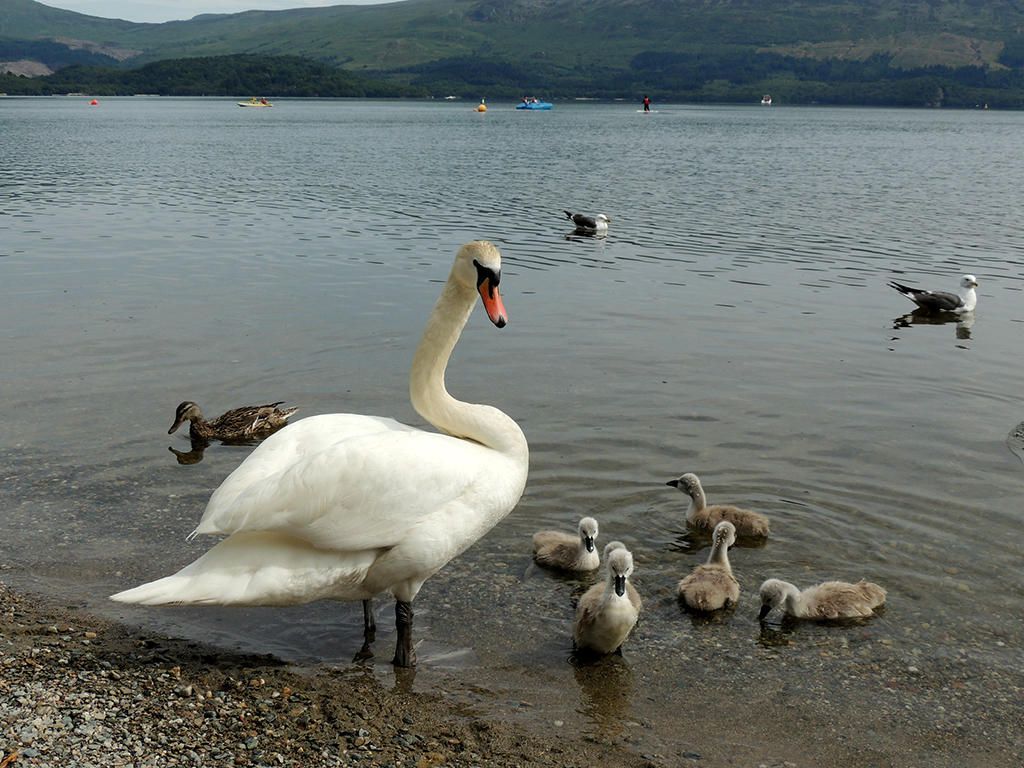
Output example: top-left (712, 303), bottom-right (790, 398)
top-left (642, 94), bottom-right (651, 112)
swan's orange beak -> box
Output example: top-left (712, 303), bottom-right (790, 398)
top-left (478, 279), bottom-right (507, 328)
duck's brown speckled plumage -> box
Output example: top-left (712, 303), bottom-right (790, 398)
top-left (168, 401), bottom-right (298, 442)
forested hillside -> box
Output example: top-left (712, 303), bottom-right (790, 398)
top-left (4, 0), bottom-right (1024, 106)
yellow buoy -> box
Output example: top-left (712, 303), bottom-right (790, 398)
top-left (476, 98), bottom-right (486, 112)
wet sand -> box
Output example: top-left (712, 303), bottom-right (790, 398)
top-left (2, 581), bottom-right (1022, 768)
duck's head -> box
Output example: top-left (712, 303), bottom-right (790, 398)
top-left (454, 240), bottom-right (506, 328)
top-left (168, 401), bottom-right (202, 434)
top-left (579, 516), bottom-right (599, 552)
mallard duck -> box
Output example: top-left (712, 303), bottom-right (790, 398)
top-left (168, 401), bottom-right (298, 442)
top-left (532, 516), bottom-right (600, 571)
top-left (758, 578), bottom-right (886, 620)
top-left (572, 547), bottom-right (642, 654)
top-left (889, 274), bottom-right (978, 314)
top-left (114, 241), bottom-right (528, 669)
top-left (667, 472), bottom-right (770, 538)
top-left (677, 520), bottom-right (740, 612)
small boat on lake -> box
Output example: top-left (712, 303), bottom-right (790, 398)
top-left (239, 98), bottom-right (273, 107)
top-left (517, 98), bottom-right (552, 110)
top-left (761, 94), bottom-right (772, 105)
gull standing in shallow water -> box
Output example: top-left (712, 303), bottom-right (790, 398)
top-left (572, 547), bottom-right (642, 654)
top-left (888, 274), bottom-right (978, 314)
top-left (677, 521), bottom-right (740, 612)
top-left (112, 241), bottom-right (529, 668)
top-left (532, 517), bottom-right (600, 571)
top-left (666, 472), bottom-right (770, 538)
top-left (564, 211), bottom-right (610, 232)
top-left (758, 578), bottom-right (886, 620)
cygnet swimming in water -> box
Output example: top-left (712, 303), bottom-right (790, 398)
top-left (758, 578), bottom-right (886, 620)
top-left (572, 547), bottom-right (642, 654)
top-left (603, 540), bottom-right (627, 560)
top-left (677, 520), bottom-right (740, 612)
top-left (666, 472), bottom-right (770, 538)
top-left (533, 516), bottom-right (599, 571)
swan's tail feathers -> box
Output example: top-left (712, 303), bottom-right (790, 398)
top-left (110, 532), bottom-right (380, 607)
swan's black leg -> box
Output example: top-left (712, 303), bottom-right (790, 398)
top-left (392, 600), bottom-right (416, 668)
top-left (362, 598), bottom-right (377, 634)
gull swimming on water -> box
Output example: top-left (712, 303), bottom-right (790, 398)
top-left (564, 211), bottom-right (610, 232)
top-left (888, 274), bottom-right (978, 314)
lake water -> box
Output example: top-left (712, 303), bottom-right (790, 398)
top-left (2, 97), bottom-right (1023, 762)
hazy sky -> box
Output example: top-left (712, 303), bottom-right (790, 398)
top-left (43, 2), bottom-right (395, 24)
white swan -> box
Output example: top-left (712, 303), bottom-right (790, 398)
top-left (532, 516), bottom-right (600, 571)
top-left (112, 241), bottom-right (530, 668)
top-left (666, 472), bottom-right (770, 538)
top-left (758, 578), bottom-right (886, 620)
top-left (677, 520), bottom-right (740, 612)
top-left (572, 547), bottom-right (642, 654)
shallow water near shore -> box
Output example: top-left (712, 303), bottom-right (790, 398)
top-left (2, 97), bottom-right (1023, 763)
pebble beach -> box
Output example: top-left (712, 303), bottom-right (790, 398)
top-left (3, 578), bottom-right (1023, 768)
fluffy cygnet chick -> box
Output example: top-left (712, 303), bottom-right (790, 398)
top-left (677, 520), bottom-right (740, 611)
top-left (533, 516), bottom-right (600, 571)
top-left (603, 540), bottom-right (627, 560)
top-left (572, 547), bottom-right (642, 654)
top-left (758, 578), bottom-right (886, 620)
top-left (667, 472), bottom-right (770, 538)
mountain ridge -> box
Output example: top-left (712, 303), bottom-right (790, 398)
top-left (4, 0), bottom-right (1024, 105)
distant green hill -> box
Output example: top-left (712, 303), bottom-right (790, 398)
top-left (3, 0), bottom-right (1024, 105)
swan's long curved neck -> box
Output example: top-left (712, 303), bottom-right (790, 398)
top-left (410, 278), bottom-right (527, 460)
top-left (689, 485), bottom-right (707, 513)
top-left (706, 538), bottom-right (730, 566)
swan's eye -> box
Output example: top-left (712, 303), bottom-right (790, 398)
top-left (472, 259), bottom-right (500, 295)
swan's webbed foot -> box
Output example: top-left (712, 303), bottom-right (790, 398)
top-left (392, 600), bottom-right (416, 668)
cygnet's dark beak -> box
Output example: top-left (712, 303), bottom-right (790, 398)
top-left (758, 604), bottom-right (773, 621)
top-left (666, 479), bottom-right (680, 489)
top-left (614, 575), bottom-right (626, 597)
top-left (585, 537), bottom-right (595, 553)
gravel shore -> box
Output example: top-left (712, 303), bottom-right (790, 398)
top-left (0, 583), bottom-right (653, 768)
top-left (4, 578), bottom-right (1024, 768)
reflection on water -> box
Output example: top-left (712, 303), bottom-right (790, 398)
top-left (571, 653), bottom-right (635, 739)
top-left (893, 309), bottom-right (975, 340)
top-left (2, 99), bottom-right (1024, 755)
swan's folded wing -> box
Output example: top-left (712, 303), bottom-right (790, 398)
top-left (194, 429), bottom-right (498, 551)
top-left (205, 414), bottom-right (415, 513)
